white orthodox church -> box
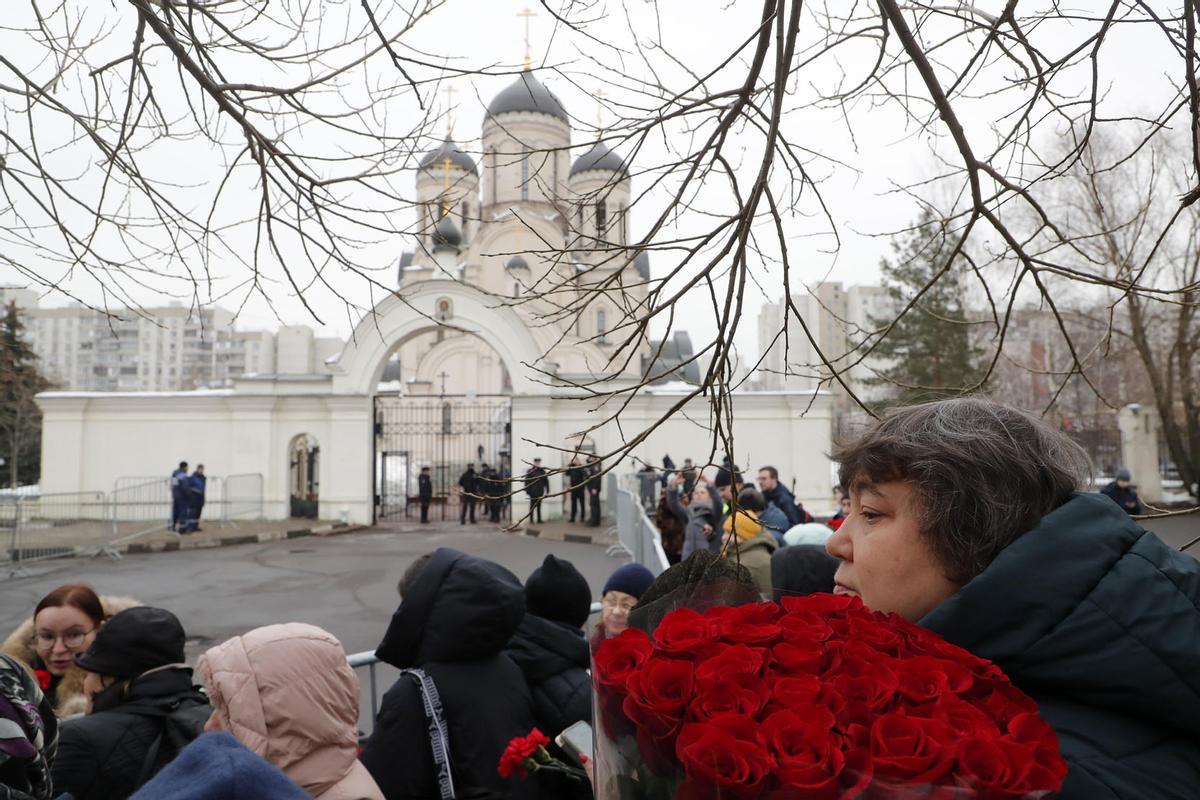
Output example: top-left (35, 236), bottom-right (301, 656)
top-left (36, 71), bottom-right (835, 525)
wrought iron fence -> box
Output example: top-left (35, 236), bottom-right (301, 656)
top-left (373, 395), bottom-right (512, 522)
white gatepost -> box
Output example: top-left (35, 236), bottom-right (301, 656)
top-left (1117, 404), bottom-right (1164, 504)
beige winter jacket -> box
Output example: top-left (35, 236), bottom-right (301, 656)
top-left (1, 595), bottom-right (141, 718)
top-left (722, 529), bottom-right (778, 598)
top-left (198, 623), bottom-right (384, 800)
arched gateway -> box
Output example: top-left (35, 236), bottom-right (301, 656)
top-left (328, 281), bottom-right (551, 523)
top-left (329, 281), bottom-right (549, 397)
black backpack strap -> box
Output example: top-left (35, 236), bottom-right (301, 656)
top-left (132, 705), bottom-right (171, 790)
top-left (399, 668), bottom-right (456, 800)
top-left (128, 695), bottom-right (205, 790)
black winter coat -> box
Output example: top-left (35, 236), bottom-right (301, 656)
top-left (920, 492), bottom-right (1200, 799)
top-left (361, 548), bottom-right (540, 800)
top-left (524, 467), bottom-right (549, 498)
top-left (770, 544), bottom-right (838, 600)
top-left (504, 614), bottom-right (591, 738)
top-left (1100, 480), bottom-right (1143, 515)
top-left (50, 668), bottom-right (209, 800)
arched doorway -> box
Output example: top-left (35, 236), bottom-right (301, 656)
top-left (326, 281), bottom-right (553, 524)
top-left (288, 433), bottom-right (320, 518)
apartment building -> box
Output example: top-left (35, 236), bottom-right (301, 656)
top-left (755, 282), bottom-right (898, 401)
top-left (5, 292), bottom-right (343, 391)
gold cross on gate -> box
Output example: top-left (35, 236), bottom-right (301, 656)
top-left (443, 85), bottom-right (457, 136)
top-left (516, 7), bottom-right (536, 69)
top-left (440, 155), bottom-right (455, 217)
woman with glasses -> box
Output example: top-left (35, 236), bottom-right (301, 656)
top-left (593, 563), bottom-right (654, 643)
top-left (1, 584), bottom-right (138, 718)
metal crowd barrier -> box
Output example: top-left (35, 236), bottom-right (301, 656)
top-left (219, 473), bottom-right (265, 525)
top-left (2, 491), bottom-right (107, 576)
top-left (604, 474), bottom-right (671, 579)
top-left (2, 474), bottom-right (266, 569)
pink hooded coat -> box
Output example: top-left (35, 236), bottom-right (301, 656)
top-left (198, 623), bottom-right (383, 800)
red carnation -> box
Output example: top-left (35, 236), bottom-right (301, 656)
top-left (33, 669), bottom-right (52, 691)
top-left (497, 728), bottom-right (550, 779)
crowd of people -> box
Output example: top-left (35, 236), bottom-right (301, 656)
top-left (638, 457), bottom-right (849, 598)
top-left (0, 553), bottom-right (661, 800)
top-left (2, 398), bottom-right (1195, 800)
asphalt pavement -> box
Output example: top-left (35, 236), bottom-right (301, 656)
top-left (1141, 512), bottom-right (1199, 550)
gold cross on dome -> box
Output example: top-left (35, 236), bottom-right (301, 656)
top-left (443, 85), bottom-right (458, 136)
top-left (595, 88), bottom-right (606, 138)
top-left (440, 155), bottom-right (455, 216)
top-left (516, 7), bottom-right (536, 69)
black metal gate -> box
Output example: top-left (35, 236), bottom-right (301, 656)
top-left (373, 395), bottom-right (512, 522)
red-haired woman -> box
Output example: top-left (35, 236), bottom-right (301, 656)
top-left (2, 584), bottom-right (138, 717)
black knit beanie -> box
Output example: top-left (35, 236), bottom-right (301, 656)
top-left (525, 554), bottom-right (593, 629)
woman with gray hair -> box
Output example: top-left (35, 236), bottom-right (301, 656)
top-left (827, 397), bottom-right (1199, 800)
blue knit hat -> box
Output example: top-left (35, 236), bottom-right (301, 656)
top-left (602, 563), bottom-right (655, 599)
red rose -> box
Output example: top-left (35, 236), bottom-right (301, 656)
top-left (497, 728), bottom-right (551, 779)
top-left (676, 714), bottom-right (775, 800)
top-left (955, 736), bottom-right (1065, 797)
top-left (781, 593), bottom-right (867, 617)
top-left (977, 683), bottom-right (1040, 725)
top-left (690, 675), bottom-right (771, 722)
top-left (869, 711), bottom-right (955, 785)
top-left (778, 610), bottom-right (835, 644)
top-left (655, 608), bottom-right (718, 658)
top-left (843, 614), bottom-right (905, 655)
top-left (757, 707), bottom-right (846, 798)
top-left (33, 669), bottom-right (52, 691)
top-left (623, 657), bottom-right (695, 737)
top-left (770, 674), bottom-right (822, 705)
top-left (891, 656), bottom-right (953, 705)
top-left (593, 628), bottom-right (653, 691)
top-left (1005, 712), bottom-right (1069, 783)
top-left (829, 654), bottom-right (899, 714)
top-left (911, 696), bottom-right (1001, 740)
top-left (695, 643), bottom-right (764, 684)
top-left (772, 640), bottom-right (825, 675)
top-left (711, 602), bottom-right (784, 646)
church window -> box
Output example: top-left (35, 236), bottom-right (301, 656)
top-left (597, 309), bottom-right (607, 343)
top-left (521, 145), bottom-right (530, 201)
top-left (595, 202), bottom-right (607, 237)
top-left (436, 299), bottom-right (452, 322)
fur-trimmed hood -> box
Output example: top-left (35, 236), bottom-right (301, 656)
top-left (1, 595), bottom-right (141, 718)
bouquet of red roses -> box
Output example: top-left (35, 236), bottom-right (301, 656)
top-left (592, 594), bottom-right (1067, 799)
